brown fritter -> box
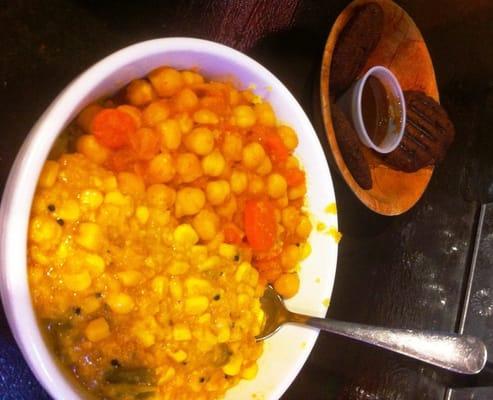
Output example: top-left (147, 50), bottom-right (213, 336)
top-left (331, 102), bottom-right (373, 190)
top-left (384, 91), bottom-right (455, 173)
top-left (330, 2), bottom-right (384, 98)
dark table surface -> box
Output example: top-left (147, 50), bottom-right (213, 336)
top-left (2, 1), bottom-right (493, 399)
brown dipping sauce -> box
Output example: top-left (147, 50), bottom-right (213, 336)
top-left (361, 76), bottom-right (389, 146)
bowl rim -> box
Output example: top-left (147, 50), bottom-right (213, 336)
top-left (0, 37), bottom-right (337, 399)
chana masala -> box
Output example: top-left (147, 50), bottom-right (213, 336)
top-left (28, 66), bottom-right (313, 399)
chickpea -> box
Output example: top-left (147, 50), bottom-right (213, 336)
top-left (143, 101), bottom-right (170, 127)
top-left (230, 170), bottom-right (248, 194)
top-left (267, 173), bottom-right (287, 199)
top-left (117, 105), bottom-right (142, 128)
top-left (296, 215), bottom-right (312, 239)
top-left (256, 156), bottom-right (272, 176)
top-left (76, 135), bottom-right (109, 165)
top-left (117, 172), bottom-right (145, 197)
top-left (254, 102), bottom-right (276, 127)
top-left (222, 133), bottom-right (243, 161)
top-left (281, 244), bottom-right (301, 271)
top-left (181, 70), bottom-right (204, 85)
top-left (274, 273), bottom-right (300, 299)
top-left (201, 150), bottom-right (226, 177)
top-left (193, 109), bottom-right (219, 125)
top-left (242, 142), bottom-right (266, 169)
top-left (278, 125), bottom-right (298, 151)
top-left (175, 152), bottom-right (202, 183)
top-left (192, 209), bottom-right (220, 241)
top-left (288, 183), bottom-right (307, 200)
top-left (126, 79), bottom-right (156, 106)
top-left (282, 206), bottom-right (300, 232)
top-left (248, 174), bottom-right (265, 195)
top-left (184, 127), bottom-right (215, 156)
top-left (148, 67), bottom-right (184, 97)
top-left (175, 88), bottom-right (199, 110)
top-left (146, 153), bottom-right (175, 184)
top-left (233, 105), bottom-right (256, 128)
top-left (206, 180), bottom-right (230, 206)
top-left (216, 195), bottom-right (237, 220)
top-left (146, 184), bottom-right (176, 209)
top-left (176, 113), bottom-right (194, 134)
top-left (156, 119), bottom-right (182, 150)
top-left (175, 187), bottom-right (205, 217)
top-left (76, 103), bottom-right (103, 134)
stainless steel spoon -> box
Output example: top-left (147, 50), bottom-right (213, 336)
top-left (257, 285), bottom-right (487, 375)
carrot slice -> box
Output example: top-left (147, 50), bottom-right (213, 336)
top-left (244, 198), bottom-right (276, 252)
top-left (91, 108), bottom-right (136, 149)
top-left (285, 168), bottom-right (305, 187)
top-left (260, 132), bottom-right (289, 163)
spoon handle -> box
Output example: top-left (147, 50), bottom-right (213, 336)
top-left (299, 316), bottom-right (487, 374)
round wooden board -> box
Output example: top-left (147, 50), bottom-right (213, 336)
top-left (320, 0), bottom-right (439, 216)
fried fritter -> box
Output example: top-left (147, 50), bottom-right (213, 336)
top-left (330, 2), bottom-right (384, 98)
top-left (384, 91), bottom-right (455, 172)
top-left (331, 102), bottom-right (372, 190)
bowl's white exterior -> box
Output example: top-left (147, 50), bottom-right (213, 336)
top-left (0, 38), bottom-right (338, 400)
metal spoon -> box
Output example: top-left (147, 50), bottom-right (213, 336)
top-left (257, 285), bottom-right (487, 375)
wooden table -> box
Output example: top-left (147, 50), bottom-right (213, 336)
top-left (1, 1), bottom-right (493, 398)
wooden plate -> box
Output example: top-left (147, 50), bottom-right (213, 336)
top-left (320, 0), bottom-right (439, 216)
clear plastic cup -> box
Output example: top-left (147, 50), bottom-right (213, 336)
top-left (336, 65), bottom-right (406, 154)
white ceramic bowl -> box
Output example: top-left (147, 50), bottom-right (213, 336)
top-left (0, 38), bottom-right (338, 400)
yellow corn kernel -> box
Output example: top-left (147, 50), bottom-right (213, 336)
top-left (206, 180), bottom-right (230, 206)
top-left (192, 209), bottom-right (219, 241)
top-left (288, 184), bottom-right (306, 200)
top-left (169, 279), bottom-right (183, 299)
top-left (149, 67), bottom-right (184, 97)
top-left (63, 271), bottom-right (91, 292)
top-left (126, 79), bottom-right (156, 106)
top-left (117, 270), bottom-right (141, 287)
top-left (230, 170), bottom-right (248, 194)
top-left (256, 156), bottom-right (272, 176)
top-left (201, 150), bottom-right (226, 177)
top-left (117, 172), bottom-right (145, 197)
top-left (198, 313), bottom-right (211, 324)
top-left (85, 253), bottom-right (105, 277)
top-left (146, 184), bottom-right (175, 209)
top-left (184, 127), bottom-right (215, 156)
top-left (117, 104), bottom-right (142, 128)
top-left (106, 292), bottom-right (134, 314)
top-left (176, 152), bottom-right (202, 183)
top-left (38, 161), bottom-right (59, 188)
top-left (135, 206), bottom-right (150, 225)
top-left (82, 296), bottom-right (101, 313)
top-left (30, 247), bottom-right (49, 265)
top-left (142, 100), bottom-right (170, 127)
top-left (223, 354), bottom-right (243, 376)
top-left (104, 191), bottom-right (127, 206)
top-left (76, 103), bottom-right (103, 133)
top-left (222, 133), bottom-right (243, 161)
top-left (218, 243), bottom-right (237, 260)
top-left (29, 216), bottom-right (62, 245)
top-left (193, 109), bottom-right (219, 125)
top-left (176, 87), bottom-right (199, 110)
top-left (175, 187), bottom-right (205, 217)
top-left (185, 296), bottom-right (209, 315)
top-left (177, 112), bottom-right (194, 133)
top-left (151, 275), bottom-right (168, 297)
top-left (235, 261), bottom-right (252, 282)
top-left (85, 317), bottom-right (110, 342)
top-left (173, 324), bottom-right (192, 341)
top-left (254, 102), bottom-right (276, 127)
top-left (173, 224), bottom-right (199, 247)
top-left (103, 176), bottom-right (118, 192)
top-left (233, 105), bottom-right (256, 128)
top-left (301, 242), bottom-right (312, 260)
top-left (80, 189), bottom-right (104, 209)
top-left (267, 173), bottom-right (287, 199)
top-left (278, 125), bottom-right (298, 150)
top-left (168, 260), bottom-right (191, 275)
top-left (147, 153), bottom-right (175, 184)
top-left (190, 245), bottom-right (208, 263)
top-left (158, 366), bottom-right (176, 384)
top-left (296, 215), bottom-right (312, 239)
top-left (197, 255), bottom-right (220, 271)
top-left (76, 135), bottom-right (109, 165)
top-left (242, 142), bottom-right (266, 169)
top-left (135, 330), bottom-right (155, 348)
top-left (242, 363), bottom-right (259, 380)
top-left (237, 293), bottom-right (249, 307)
top-left (167, 349), bottom-right (187, 363)
top-left (184, 277), bottom-right (212, 295)
top-left (157, 119), bottom-right (182, 150)
top-left (181, 70), bottom-right (204, 85)
top-left (57, 199), bottom-right (80, 221)
top-left (248, 175), bottom-right (265, 195)
top-left (249, 267), bottom-right (259, 287)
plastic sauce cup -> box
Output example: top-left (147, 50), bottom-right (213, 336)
top-left (336, 65), bottom-right (406, 154)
